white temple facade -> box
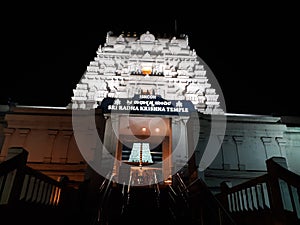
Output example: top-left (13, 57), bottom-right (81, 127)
top-left (1, 31), bottom-right (300, 194)
top-left (70, 31), bottom-right (223, 114)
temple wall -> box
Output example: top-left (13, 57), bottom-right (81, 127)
top-left (0, 108), bottom-right (79, 162)
top-left (208, 115), bottom-right (287, 172)
top-left (1, 105), bottom-right (300, 190)
top-left (202, 114), bottom-right (291, 191)
top-left (0, 106), bottom-right (88, 184)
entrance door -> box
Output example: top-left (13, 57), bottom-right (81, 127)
top-left (115, 116), bottom-right (172, 185)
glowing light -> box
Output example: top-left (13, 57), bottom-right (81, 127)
top-left (155, 128), bottom-right (160, 133)
top-left (142, 66), bottom-right (152, 75)
top-left (142, 127), bottom-right (147, 132)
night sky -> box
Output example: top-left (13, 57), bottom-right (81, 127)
top-left (1, 3), bottom-right (299, 116)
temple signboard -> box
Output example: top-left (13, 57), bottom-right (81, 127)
top-left (99, 95), bottom-right (196, 116)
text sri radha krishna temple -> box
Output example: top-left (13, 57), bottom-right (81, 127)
top-left (0, 31), bottom-right (300, 225)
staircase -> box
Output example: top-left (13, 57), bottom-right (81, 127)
top-left (93, 157), bottom-right (300, 225)
top-left (118, 186), bottom-right (169, 225)
top-left (94, 169), bottom-right (236, 225)
top-left (2, 148), bottom-right (299, 225)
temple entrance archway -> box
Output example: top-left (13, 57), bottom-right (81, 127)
top-left (114, 116), bottom-right (172, 185)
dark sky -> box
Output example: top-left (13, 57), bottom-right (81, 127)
top-left (1, 3), bottom-right (299, 116)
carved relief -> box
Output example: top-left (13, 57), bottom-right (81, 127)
top-left (71, 31), bottom-right (224, 114)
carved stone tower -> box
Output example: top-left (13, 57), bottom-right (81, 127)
top-left (70, 31), bottom-right (223, 114)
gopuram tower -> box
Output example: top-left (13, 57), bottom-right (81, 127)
top-left (70, 31), bottom-right (225, 185)
top-left (70, 31), bottom-right (224, 115)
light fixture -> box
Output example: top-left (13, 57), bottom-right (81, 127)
top-left (142, 127), bottom-right (147, 132)
top-left (155, 128), bottom-right (160, 133)
top-left (142, 66), bottom-right (152, 75)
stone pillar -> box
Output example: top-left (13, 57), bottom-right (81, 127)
top-left (60, 130), bottom-right (73, 163)
top-left (51, 130), bottom-right (73, 163)
top-left (103, 116), bottom-right (119, 155)
top-left (195, 134), bottom-right (207, 180)
top-left (275, 137), bottom-right (287, 159)
top-left (162, 136), bottom-right (172, 181)
top-left (261, 137), bottom-right (271, 159)
top-left (172, 117), bottom-right (189, 173)
top-left (102, 115), bottom-right (118, 176)
top-left (233, 136), bottom-right (245, 170)
top-left (18, 128), bottom-right (31, 147)
top-left (222, 135), bottom-right (239, 170)
top-left (208, 135), bottom-right (224, 169)
top-left (43, 129), bottom-right (58, 163)
top-left (0, 128), bottom-right (15, 161)
top-left (261, 137), bottom-right (282, 159)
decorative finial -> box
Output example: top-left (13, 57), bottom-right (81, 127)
top-left (106, 31), bottom-right (113, 43)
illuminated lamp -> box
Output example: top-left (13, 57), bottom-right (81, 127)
top-left (142, 66), bottom-right (152, 75)
top-left (164, 175), bottom-right (172, 185)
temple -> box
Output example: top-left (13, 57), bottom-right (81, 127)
top-left (70, 31), bottom-right (223, 115)
top-left (0, 31), bottom-right (299, 225)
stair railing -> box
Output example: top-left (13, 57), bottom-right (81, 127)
top-left (0, 147), bottom-right (68, 208)
top-left (0, 147), bottom-right (81, 225)
top-left (216, 157), bottom-right (300, 225)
